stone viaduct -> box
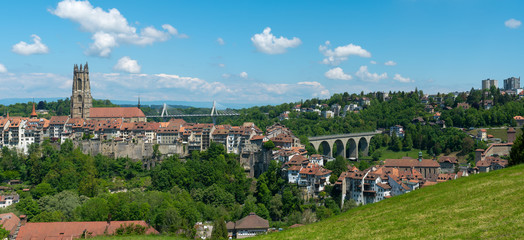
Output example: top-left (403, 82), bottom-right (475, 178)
top-left (308, 131), bottom-right (381, 159)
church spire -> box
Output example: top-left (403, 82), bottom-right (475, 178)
top-left (31, 99), bottom-right (38, 119)
top-left (137, 96), bottom-right (141, 109)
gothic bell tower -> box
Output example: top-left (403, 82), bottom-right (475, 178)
top-left (71, 62), bottom-right (92, 118)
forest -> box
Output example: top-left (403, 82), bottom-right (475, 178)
top-left (0, 141), bottom-right (350, 238)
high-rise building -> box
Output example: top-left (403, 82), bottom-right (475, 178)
top-left (482, 78), bottom-right (498, 90)
top-left (503, 77), bottom-right (520, 90)
top-left (70, 63), bottom-right (92, 118)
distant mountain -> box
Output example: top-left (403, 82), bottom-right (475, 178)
top-left (0, 98), bottom-right (260, 109)
top-left (0, 98), bottom-right (64, 105)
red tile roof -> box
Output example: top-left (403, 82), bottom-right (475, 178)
top-left (384, 158), bottom-right (440, 168)
top-left (234, 213), bottom-right (269, 230)
top-left (90, 107), bottom-right (145, 118)
top-left (50, 116), bottom-right (69, 125)
top-left (438, 156), bottom-right (458, 164)
top-left (0, 213), bottom-right (20, 235)
top-left (17, 221), bottom-right (158, 240)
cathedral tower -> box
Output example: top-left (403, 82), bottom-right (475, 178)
top-left (71, 62), bottom-right (92, 118)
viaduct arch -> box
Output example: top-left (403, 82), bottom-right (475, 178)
top-left (308, 131), bottom-right (380, 159)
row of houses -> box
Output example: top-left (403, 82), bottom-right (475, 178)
top-left (282, 155), bottom-right (332, 198)
top-left (0, 110), bottom-right (305, 167)
top-left (336, 154), bottom-right (469, 206)
top-left (281, 98), bottom-right (372, 120)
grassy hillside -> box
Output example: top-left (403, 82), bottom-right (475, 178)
top-left (91, 235), bottom-right (185, 240)
top-left (257, 164), bottom-right (524, 240)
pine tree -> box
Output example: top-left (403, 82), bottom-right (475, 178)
top-left (211, 217), bottom-right (228, 240)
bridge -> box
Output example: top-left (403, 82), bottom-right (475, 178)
top-left (308, 131), bottom-right (381, 159)
top-left (146, 101), bottom-right (240, 124)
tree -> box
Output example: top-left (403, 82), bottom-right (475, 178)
top-left (211, 217), bottom-right (228, 240)
top-left (269, 194), bottom-right (283, 221)
top-left (402, 134), bottom-right (413, 151)
top-left (32, 211), bottom-right (64, 222)
top-left (510, 130), bottom-right (524, 166)
top-left (263, 140), bottom-right (275, 150)
top-left (31, 182), bottom-right (56, 199)
top-left (16, 198), bottom-right (41, 220)
top-left (0, 225), bottom-right (9, 239)
top-left (461, 137), bottom-right (474, 156)
top-left (342, 199), bottom-right (357, 212)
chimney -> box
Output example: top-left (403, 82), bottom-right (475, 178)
top-left (20, 215), bottom-right (27, 226)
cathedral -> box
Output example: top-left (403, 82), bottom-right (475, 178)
top-left (71, 63), bottom-right (92, 119)
top-left (70, 63), bottom-right (146, 122)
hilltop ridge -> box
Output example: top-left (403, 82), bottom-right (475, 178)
top-left (257, 164), bottom-right (524, 239)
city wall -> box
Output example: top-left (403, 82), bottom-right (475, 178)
top-left (74, 140), bottom-right (187, 160)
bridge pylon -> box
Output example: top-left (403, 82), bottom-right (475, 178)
top-left (211, 101), bottom-right (218, 124)
top-left (161, 103), bottom-right (169, 118)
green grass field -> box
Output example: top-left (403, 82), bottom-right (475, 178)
top-left (360, 147), bottom-right (431, 161)
top-left (90, 235), bottom-right (186, 240)
top-left (467, 127), bottom-right (522, 142)
top-left (256, 164), bottom-right (524, 240)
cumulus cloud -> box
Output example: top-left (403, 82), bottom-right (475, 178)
top-left (0, 73), bottom-right (71, 98)
top-left (217, 37), bottom-right (225, 45)
top-left (393, 73), bottom-right (413, 83)
top-left (251, 27), bottom-right (302, 54)
top-left (240, 72), bottom-right (248, 79)
top-left (319, 41), bottom-right (371, 65)
top-left (325, 67), bottom-right (352, 80)
top-left (370, 60), bottom-right (377, 64)
top-left (355, 66), bottom-right (387, 82)
top-left (384, 60), bottom-right (397, 66)
top-left (218, 63), bottom-right (225, 68)
top-left (0, 69), bottom-right (330, 104)
top-left (505, 18), bottom-right (521, 29)
top-left (113, 56), bottom-right (141, 73)
top-left (12, 35), bottom-right (50, 55)
top-left (0, 64), bottom-right (7, 73)
top-left (51, 0), bottom-right (186, 57)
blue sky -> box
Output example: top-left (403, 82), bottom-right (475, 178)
top-left (0, 0), bottom-right (523, 106)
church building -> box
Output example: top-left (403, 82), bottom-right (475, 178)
top-left (70, 63), bottom-right (146, 122)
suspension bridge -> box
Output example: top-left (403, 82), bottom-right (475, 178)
top-left (146, 101), bottom-right (240, 124)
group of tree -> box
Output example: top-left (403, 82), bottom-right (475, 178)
top-left (1, 141), bottom-right (353, 237)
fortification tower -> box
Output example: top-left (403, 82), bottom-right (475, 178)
top-left (71, 62), bottom-right (92, 118)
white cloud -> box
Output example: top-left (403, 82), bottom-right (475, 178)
top-left (12, 35), bottom-right (49, 55)
top-left (370, 60), bottom-right (377, 64)
top-left (221, 73), bottom-right (231, 79)
top-left (0, 64), bottom-right (7, 73)
top-left (355, 66), bottom-right (387, 82)
top-left (0, 70), bottom-right (330, 104)
top-left (0, 73), bottom-right (71, 98)
top-left (505, 18), bottom-right (521, 29)
top-left (325, 67), bottom-right (352, 80)
top-left (393, 73), bottom-right (413, 83)
top-left (51, 0), bottom-right (186, 57)
top-left (384, 60), bottom-right (397, 66)
top-left (240, 72), bottom-right (248, 79)
top-left (217, 37), bottom-right (225, 45)
top-left (251, 27), bottom-right (302, 54)
top-left (113, 56), bottom-right (141, 73)
top-left (218, 63), bottom-right (225, 68)
top-left (319, 41), bottom-right (371, 65)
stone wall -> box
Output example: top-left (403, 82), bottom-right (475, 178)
top-left (74, 140), bottom-right (187, 160)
